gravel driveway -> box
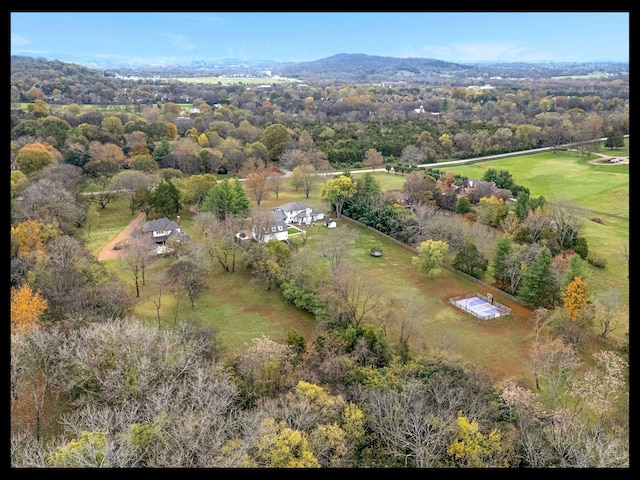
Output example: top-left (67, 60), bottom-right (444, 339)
top-left (97, 211), bottom-right (147, 261)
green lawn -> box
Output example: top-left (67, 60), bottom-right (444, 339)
top-left (444, 149), bottom-right (629, 307)
top-left (82, 148), bottom-right (628, 386)
top-left (82, 196), bottom-right (138, 257)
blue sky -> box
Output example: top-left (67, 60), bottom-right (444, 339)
top-left (11, 11), bottom-right (630, 66)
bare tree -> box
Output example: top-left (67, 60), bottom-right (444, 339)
top-left (522, 207), bottom-right (553, 243)
top-left (150, 281), bottom-right (164, 330)
top-left (328, 265), bottom-right (384, 328)
top-left (167, 260), bottom-right (207, 307)
top-left (267, 171), bottom-right (284, 199)
top-left (400, 144), bottom-right (423, 166)
top-left (620, 242), bottom-right (629, 278)
top-left (250, 207), bottom-right (277, 245)
top-left (591, 289), bottom-right (625, 338)
top-left (280, 148), bottom-right (309, 170)
top-left (11, 329), bottom-right (64, 444)
top-left (547, 199), bottom-right (585, 250)
top-left (530, 307), bottom-right (551, 390)
top-left (318, 225), bottom-right (357, 274)
top-left (110, 170), bottom-right (156, 215)
top-left (364, 379), bottom-right (458, 468)
top-left (291, 163), bottom-right (318, 198)
top-left (242, 157), bottom-right (271, 206)
top-left (12, 319), bottom-right (241, 468)
top-left (363, 148), bottom-right (384, 171)
top-left (121, 230), bottom-right (156, 297)
top-left (16, 179), bottom-right (86, 235)
top-left (534, 328), bottom-right (581, 408)
top-left (410, 202), bottom-right (439, 244)
top-left (198, 212), bottom-right (244, 273)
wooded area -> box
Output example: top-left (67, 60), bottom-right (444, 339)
top-left (10, 55), bottom-right (629, 468)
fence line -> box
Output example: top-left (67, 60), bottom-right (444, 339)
top-left (340, 215), bottom-right (521, 304)
top-left (339, 215), bottom-right (625, 348)
top-left (449, 293), bottom-right (512, 320)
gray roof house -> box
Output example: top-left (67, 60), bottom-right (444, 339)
top-left (274, 201), bottom-right (324, 225)
top-left (141, 216), bottom-right (190, 244)
top-left (252, 212), bottom-right (289, 243)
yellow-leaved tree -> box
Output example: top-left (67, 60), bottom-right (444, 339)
top-left (447, 413), bottom-right (506, 468)
top-left (561, 276), bottom-right (589, 321)
top-left (11, 285), bottom-right (48, 334)
top-left (255, 418), bottom-right (320, 468)
top-left (412, 239), bottom-right (449, 278)
top-left (46, 430), bottom-right (106, 467)
top-left (11, 220), bottom-right (59, 257)
top-left (320, 175), bottom-right (357, 218)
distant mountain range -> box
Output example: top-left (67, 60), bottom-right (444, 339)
top-left (12, 53), bottom-right (629, 84)
top-left (273, 53), bottom-right (473, 81)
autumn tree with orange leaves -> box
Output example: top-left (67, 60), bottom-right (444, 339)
top-left (11, 285), bottom-right (47, 334)
top-left (11, 220), bottom-right (59, 257)
top-left (561, 276), bottom-right (589, 321)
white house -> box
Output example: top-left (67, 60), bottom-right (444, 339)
top-left (273, 201), bottom-right (324, 226)
top-left (252, 212), bottom-right (289, 243)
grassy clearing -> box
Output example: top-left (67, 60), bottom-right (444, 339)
top-left (82, 196), bottom-right (137, 256)
top-left (298, 216), bottom-right (542, 383)
top-left (444, 150), bottom-right (629, 306)
top-left (83, 149), bottom-right (627, 385)
top-left (128, 259), bottom-right (319, 358)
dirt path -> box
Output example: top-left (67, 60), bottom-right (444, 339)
top-left (587, 152), bottom-right (629, 165)
top-left (97, 211), bottom-right (147, 261)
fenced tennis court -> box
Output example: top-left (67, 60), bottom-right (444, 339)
top-left (449, 292), bottom-right (511, 320)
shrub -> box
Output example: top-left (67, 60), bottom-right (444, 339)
top-left (586, 254), bottom-right (607, 268)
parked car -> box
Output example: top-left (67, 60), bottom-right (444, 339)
top-left (113, 239), bottom-right (130, 250)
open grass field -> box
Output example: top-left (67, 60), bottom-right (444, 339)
top-left (81, 147), bottom-right (626, 390)
top-left (443, 149), bottom-right (629, 309)
top-left (173, 76), bottom-right (297, 85)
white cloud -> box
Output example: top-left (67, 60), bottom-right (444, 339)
top-left (11, 34), bottom-right (30, 46)
top-left (399, 41), bottom-right (553, 63)
top-left (161, 32), bottom-right (196, 52)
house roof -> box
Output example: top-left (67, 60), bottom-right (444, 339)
top-left (272, 209), bottom-right (287, 221)
top-left (264, 215), bottom-right (288, 231)
top-left (142, 217), bottom-right (180, 233)
top-left (167, 230), bottom-right (190, 242)
top-left (275, 201), bottom-right (313, 213)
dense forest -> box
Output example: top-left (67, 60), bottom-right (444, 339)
top-left (10, 55), bottom-right (629, 468)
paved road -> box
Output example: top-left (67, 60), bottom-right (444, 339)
top-left (309, 138), bottom-right (629, 177)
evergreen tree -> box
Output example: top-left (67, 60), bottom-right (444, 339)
top-left (604, 128), bottom-right (625, 149)
top-left (150, 180), bottom-right (180, 218)
top-left (202, 179), bottom-right (250, 221)
top-left (518, 246), bottom-right (554, 308)
top-left (514, 191), bottom-right (530, 220)
top-left (492, 235), bottom-right (512, 287)
top-left (561, 253), bottom-right (590, 290)
top-left (152, 138), bottom-right (171, 161)
top-left (232, 179), bottom-right (250, 218)
top-left (455, 196), bottom-right (472, 214)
